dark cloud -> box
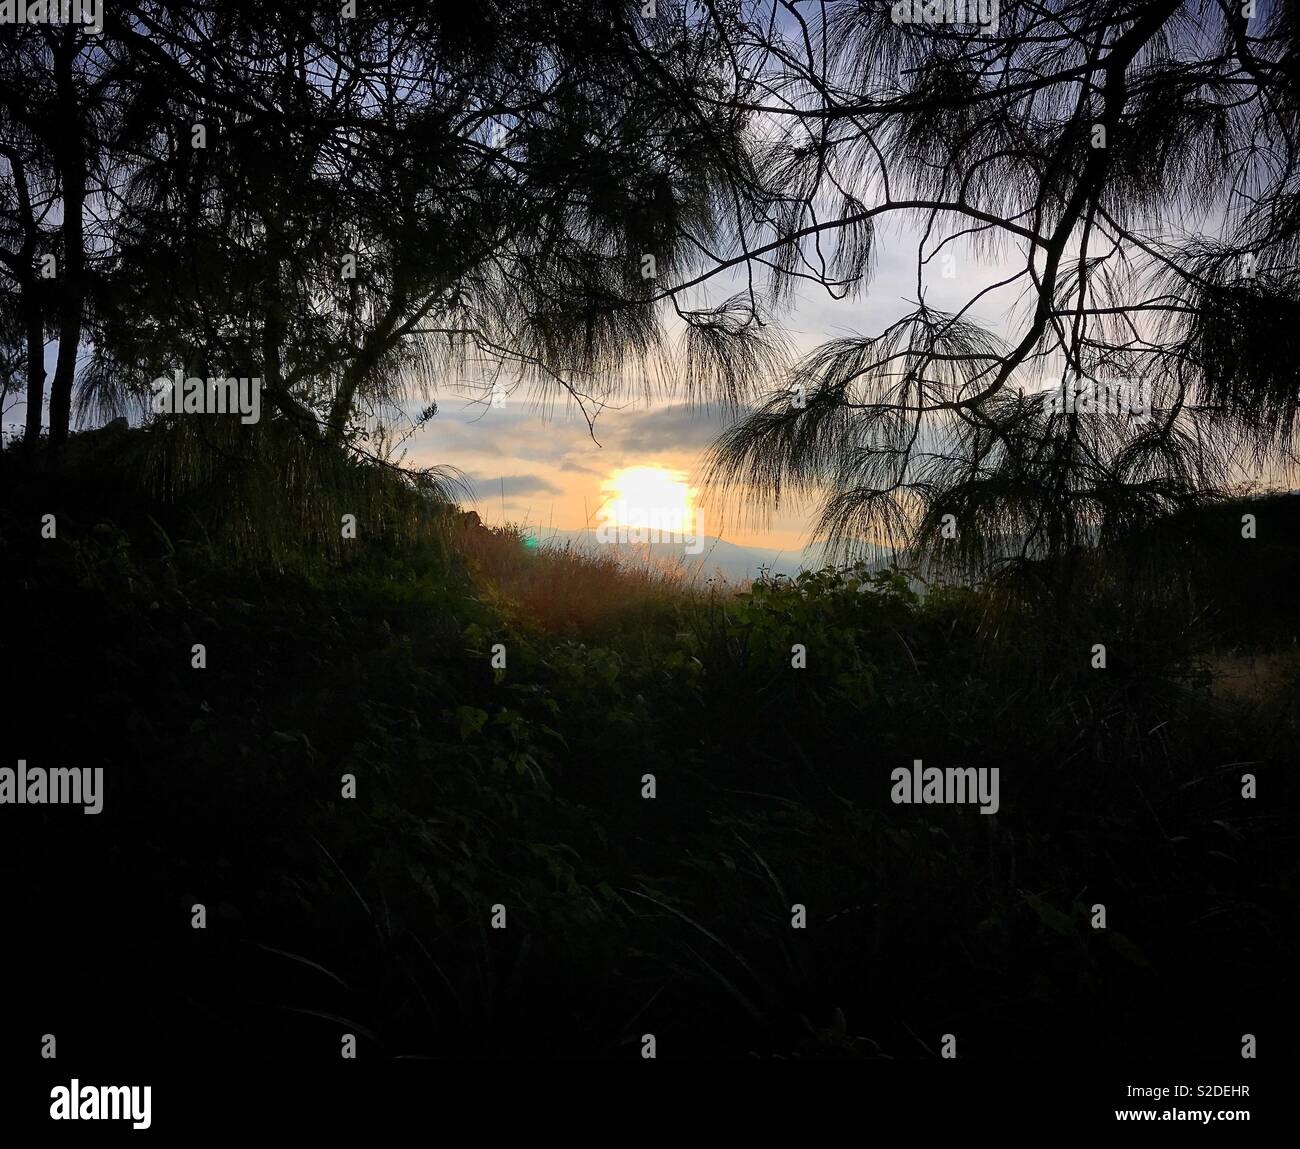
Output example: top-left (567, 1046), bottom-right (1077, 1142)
top-left (464, 472), bottom-right (564, 498)
top-left (607, 403), bottom-right (733, 452)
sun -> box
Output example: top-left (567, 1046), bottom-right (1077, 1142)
top-left (600, 465), bottom-right (696, 530)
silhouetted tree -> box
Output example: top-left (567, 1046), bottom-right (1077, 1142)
top-left (0, 123), bottom-right (51, 450)
top-left (699, 1), bottom-right (1300, 573)
top-left (1, 14), bottom-right (134, 449)
top-left (78, 0), bottom-right (788, 457)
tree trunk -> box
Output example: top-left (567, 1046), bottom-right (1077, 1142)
top-left (0, 146), bottom-right (47, 452)
top-left (22, 294), bottom-right (44, 450)
top-left (47, 36), bottom-right (86, 450)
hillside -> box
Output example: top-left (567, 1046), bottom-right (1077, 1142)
top-left (2, 442), bottom-right (1295, 1065)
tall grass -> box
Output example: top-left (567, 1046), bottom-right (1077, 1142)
top-left (456, 520), bottom-right (699, 632)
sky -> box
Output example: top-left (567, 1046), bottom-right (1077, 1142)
top-left (0, 213), bottom-right (1035, 555)
top-left (6, 195), bottom-right (1219, 558)
top-left (5, 5), bottom-right (1290, 566)
top-left (400, 214), bottom-right (1020, 553)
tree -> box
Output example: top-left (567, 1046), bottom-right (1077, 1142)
top-left (694, 0), bottom-right (1300, 572)
top-left (79, 0), bottom-right (788, 457)
top-left (0, 15), bottom-right (132, 450)
top-left (0, 123), bottom-right (52, 450)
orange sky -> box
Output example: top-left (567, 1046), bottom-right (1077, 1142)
top-left (405, 392), bottom-right (816, 551)
top-left (400, 258), bottom-right (935, 553)
top-left (389, 214), bottom-right (1291, 552)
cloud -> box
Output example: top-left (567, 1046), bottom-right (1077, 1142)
top-left (464, 472), bottom-right (564, 498)
top-left (604, 403), bottom-right (733, 452)
top-left (555, 458), bottom-right (605, 476)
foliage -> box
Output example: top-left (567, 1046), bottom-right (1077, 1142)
top-left (3, 446), bottom-right (1294, 1060)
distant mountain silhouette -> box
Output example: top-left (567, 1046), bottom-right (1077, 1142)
top-left (530, 527), bottom-right (827, 585)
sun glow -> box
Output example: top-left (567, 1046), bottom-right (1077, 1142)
top-left (600, 465), bottom-right (696, 529)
